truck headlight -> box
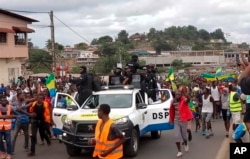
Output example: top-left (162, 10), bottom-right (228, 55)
top-left (64, 118), bottom-right (72, 126)
top-left (115, 117), bottom-right (129, 125)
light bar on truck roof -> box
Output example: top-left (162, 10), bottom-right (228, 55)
top-left (101, 85), bottom-right (134, 90)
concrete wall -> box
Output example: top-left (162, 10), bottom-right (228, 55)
top-left (140, 55), bottom-right (225, 66)
top-left (0, 59), bottom-right (21, 85)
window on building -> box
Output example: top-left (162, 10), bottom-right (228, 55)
top-left (0, 32), bottom-right (7, 43)
top-left (14, 32), bottom-right (27, 45)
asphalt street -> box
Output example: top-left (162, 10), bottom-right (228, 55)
top-left (12, 119), bottom-right (228, 159)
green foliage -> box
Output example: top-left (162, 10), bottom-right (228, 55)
top-left (210, 29), bottom-right (226, 41)
top-left (151, 37), bottom-right (173, 54)
top-left (155, 67), bottom-right (167, 73)
top-left (75, 42), bottom-right (89, 50)
top-left (98, 35), bottom-right (113, 43)
top-left (146, 25), bottom-right (227, 51)
top-left (93, 42), bottom-right (131, 74)
top-left (117, 30), bottom-right (129, 44)
top-left (171, 59), bottom-right (183, 70)
top-left (69, 64), bottom-right (80, 74)
top-left (45, 39), bottom-right (64, 53)
top-left (28, 49), bottom-right (53, 73)
top-left (91, 38), bottom-right (98, 45)
top-left (238, 42), bottom-right (249, 49)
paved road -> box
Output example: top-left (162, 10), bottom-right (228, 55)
top-left (13, 119), bottom-right (228, 159)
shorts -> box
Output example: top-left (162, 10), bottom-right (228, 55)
top-left (231, 112), bottom-right (241, 124)
top-left (243, 108), bottom-right (250, 123)
top-left (202, 112), bottom-right (213, 122)
top-left (221, 109), bottom-right (231, 121)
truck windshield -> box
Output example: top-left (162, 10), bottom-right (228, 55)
top-left (81, 94), bottom-right (132, 109)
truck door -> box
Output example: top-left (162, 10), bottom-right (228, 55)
top-left (145, 89), bottom-right (174, 132)
top-left (134, 92), bottom-right (148, 136)
top-left (52, 92), bottom-right (80, 131)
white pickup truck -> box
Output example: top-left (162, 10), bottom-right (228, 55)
top-left (52, 85), bottom-right (174, 157)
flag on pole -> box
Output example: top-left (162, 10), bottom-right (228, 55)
top-left (166, 67), bottom-right (174, 81)
top-left (215, 66), bottom-right (222, 77)
top-left (171, 80), bottom-right (177, 91)
top-left (46, 73), bottom-right (56, 97)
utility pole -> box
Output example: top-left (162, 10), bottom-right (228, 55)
top-left (49, 11), bottom-right (56, 73)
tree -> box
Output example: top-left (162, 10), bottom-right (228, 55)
top-left (238, 42), bottom-right (249, 49)
top-left (91, 38), bottom-right (98, 45)
top-left (198, 29), bottom-right (210, 41)
top-left (171, 59), bottom-right (183, 70)
top-left (117, 30), bottom-right (129, 44)
top-left (210, 28), bottom-right (226, 41)
top-left (98, 35), bottom-right (113, 43)
top-left (93, 42), bottom-right (131, 74)
top-left (69, 64), bottom-right (80, 73)
top-left (75, 42), bottom-right (89, 50)
top-left (152, 37), bottom-right (172, 54)
top-left (29, 49), bottom-right (53, 73)
top-left (45, 39), bottom-right (64, 53)
top-left (147, 28), bottom-right (157, 41)
top-left (96, 42), bottom-right (118, 56)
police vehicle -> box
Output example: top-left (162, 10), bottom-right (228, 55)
top-left (52, 85), bottom-right (174, 157)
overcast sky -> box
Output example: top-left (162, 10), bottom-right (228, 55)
top-left (2, 0), bottom-right (250, 48)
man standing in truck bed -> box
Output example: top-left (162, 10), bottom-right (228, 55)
top-left (88, 104), bottom-right (125, 159)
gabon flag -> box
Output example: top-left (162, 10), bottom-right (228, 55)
top-left (46, 73), bottom-right (56, 97)
top-left (166, 67), bottom-right (174, 81)
top-left (171, 80), bottom-right (177, 91)
top-left (215, 66), bottom-right (222, 78)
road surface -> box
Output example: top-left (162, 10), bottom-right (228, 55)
top-left (13, 119), bottom-right (228, 159)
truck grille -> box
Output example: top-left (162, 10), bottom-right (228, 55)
top-left (76, 123), bottom-right (96, 134)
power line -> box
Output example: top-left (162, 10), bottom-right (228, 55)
top-left (53, 14), bottom-right (90, 44)
top-left (1, 8), bottom-right (49, 14)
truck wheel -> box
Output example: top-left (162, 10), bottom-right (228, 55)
top-left (151, 131), bottom-right (161, 139)
top-left (66, 145), bottom-right (82, 156)
top-left (124, 129), bottom-right (139, 157)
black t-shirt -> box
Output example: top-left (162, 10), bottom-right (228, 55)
top-left (240, 77), bottom-right (250, 95)
top-left (33, 103), bottom-right (45, 121)
top-left (99, 123), bottom-right (123, 141)
top-left (124, 73), bottom-right (133, 85)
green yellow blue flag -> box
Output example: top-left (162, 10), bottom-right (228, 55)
top-left (217, 73), bottom-right (235, 81)
top-left (166, 67), bottom-right (174, 81)
top-left (171, 80), bottom-right (177, 91)
top-left (46, 73), bottom-right (56, 97)
top-left (201, 73), bottom-right (216, 81)
top-left (215, 66), bottom-right (222, 77)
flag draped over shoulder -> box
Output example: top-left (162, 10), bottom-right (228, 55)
top-left (46, 73), bottom-right (56, 97)
top-left (215, 66), bottom-right (222, 77)
top-left (166, 67), bottom-right (174, 81)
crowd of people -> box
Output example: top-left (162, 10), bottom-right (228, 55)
top-left (0, 53), bottom-right (249, 158)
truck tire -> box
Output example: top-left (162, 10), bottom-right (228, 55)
top-left (151, 131), bottom-right (161, 139)
top-left (66, 145), bottom-right (82, 156)
top-left (124, 129), bottom-right (139, 157)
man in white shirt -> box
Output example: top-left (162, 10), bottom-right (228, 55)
top-left (210, 81), bottom-right (221, 119)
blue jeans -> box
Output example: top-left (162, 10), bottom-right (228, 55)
top-left (0, 130), bottom-right (12, 155)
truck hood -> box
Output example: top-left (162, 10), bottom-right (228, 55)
top-left (67, 108), bottom-right (133, 121)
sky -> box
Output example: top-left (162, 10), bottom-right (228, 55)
top-left (1, 0), bottom-right (250, 48)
